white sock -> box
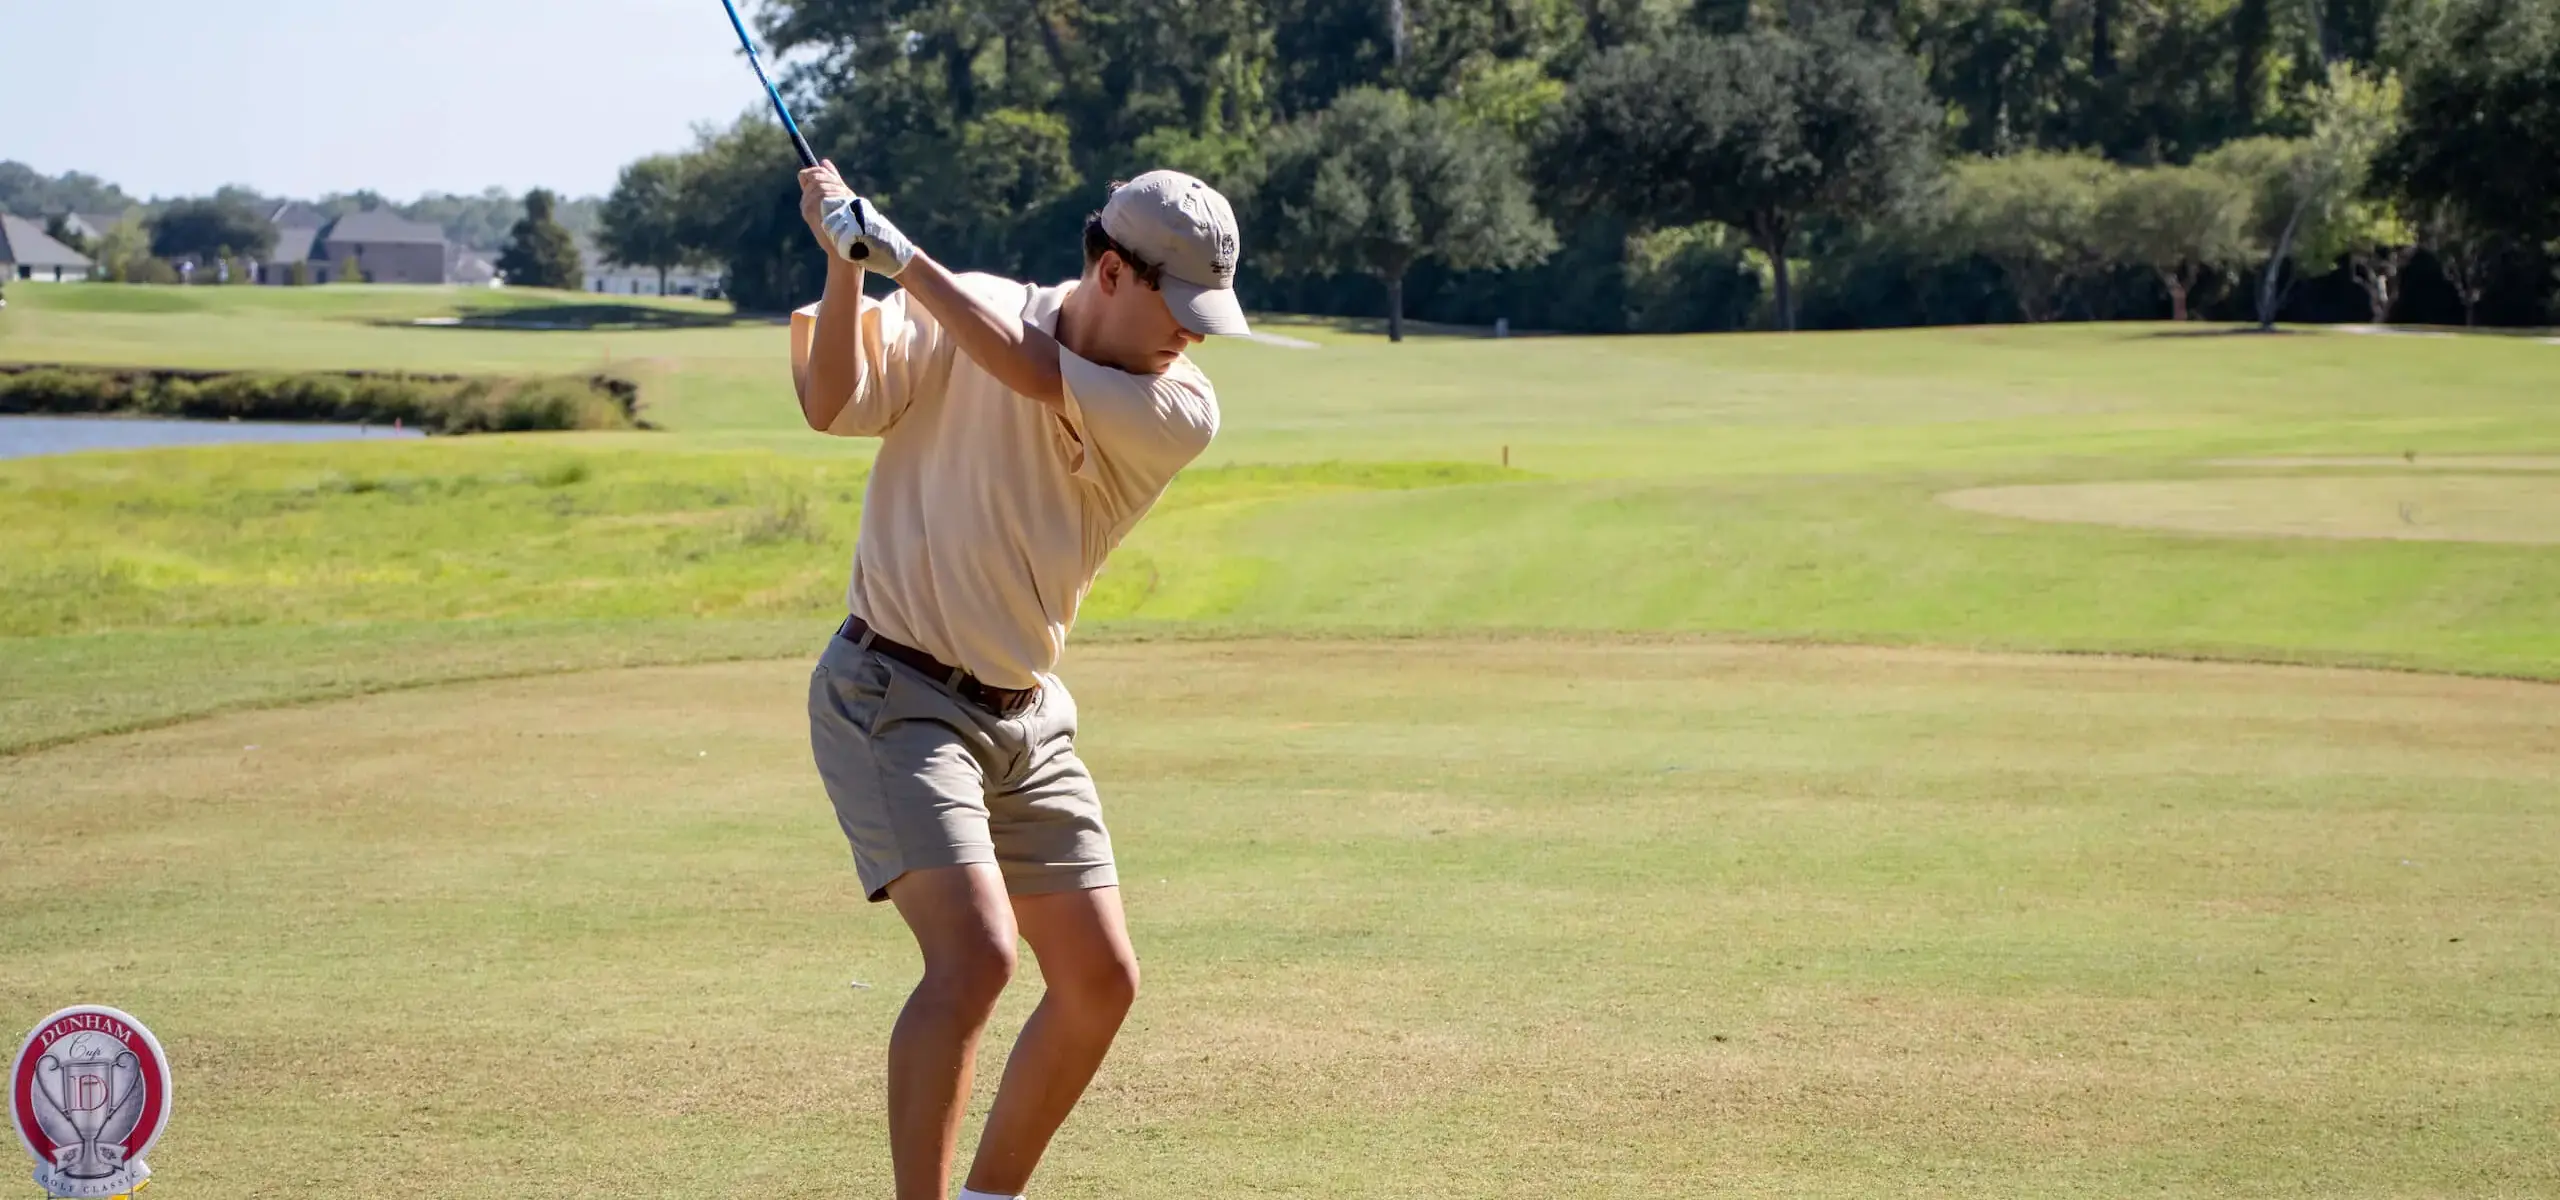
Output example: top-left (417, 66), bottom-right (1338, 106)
top-left (957, 1190), bottom-right (1021, 1200)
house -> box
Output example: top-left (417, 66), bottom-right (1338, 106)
top-left (255, 210), bottom-right (449, 285)
top-left (268, 201), bottom-right (329, 229)
top-left (577, 236), bottom-right (721, 298)
top-left (258, 224), bottom-right (320, 284)
top-left (0, 214), bottom-right (95, 282)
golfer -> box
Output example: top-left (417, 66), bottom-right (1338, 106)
top-left (789, 161), bottom-right (1247, 1200)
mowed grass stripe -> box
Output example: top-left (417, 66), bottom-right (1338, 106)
top-left (2, 641), bottom-right (2552, 1197)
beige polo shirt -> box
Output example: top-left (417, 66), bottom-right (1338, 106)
top-left (789, 274), bottom-right (1219, 690)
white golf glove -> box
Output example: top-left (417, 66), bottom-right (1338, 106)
top-left (823, 197), bottom-right (917, 277)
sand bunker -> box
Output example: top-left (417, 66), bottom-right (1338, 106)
top-left (1941, 475), bottom-right (2560, 543)
top-left (2210, 455), bottom-right (2560, 471)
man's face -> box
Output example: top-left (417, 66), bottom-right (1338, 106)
top-left (1086, 252), bottom-right (1202, 375)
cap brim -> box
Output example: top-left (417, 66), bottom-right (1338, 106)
top-left (1163, 276), bottom-right (1251, 337)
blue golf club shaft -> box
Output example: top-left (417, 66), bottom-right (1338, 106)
top-left (720, 0), bottom-right (819, 168)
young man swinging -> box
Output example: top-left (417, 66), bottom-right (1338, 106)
top-left (790, 161), bottom-right (1249, 1200)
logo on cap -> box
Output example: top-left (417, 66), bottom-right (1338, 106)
top-left (1213, 228), bottom-right (1237, 281)
top-left (12, 1006), bottom-right (170, 1199)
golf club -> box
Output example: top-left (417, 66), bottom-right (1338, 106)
top-left (718, 0), bottom-right (817, 169)
top-left (718, 0), bottom-right (875, 261)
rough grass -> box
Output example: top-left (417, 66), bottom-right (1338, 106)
top-left (0, 439), bottom-right (1507, 638)
top-left (2, 642), bottom-right (2553, 1198)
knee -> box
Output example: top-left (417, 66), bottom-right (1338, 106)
top-left (921, 938), bottom-right (1018, 1014)
top-left (1060, 953), bottom-right (1139, 1020)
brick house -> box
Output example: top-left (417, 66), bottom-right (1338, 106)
top-left (256, 209), bottom-right (449, 285)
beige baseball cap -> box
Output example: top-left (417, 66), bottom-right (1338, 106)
top-left (1099, 170), bottom-right (1250, 337)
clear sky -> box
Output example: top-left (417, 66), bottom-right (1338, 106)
top-left (5, 0), bottom-right (786, 201)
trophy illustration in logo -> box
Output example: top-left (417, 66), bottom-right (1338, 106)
top-left (10, 1006), bottom-right (170, 1199)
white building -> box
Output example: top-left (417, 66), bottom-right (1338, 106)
top-left (450, 246), bottom-right (501, 287)
top-left (576, 236), bottom-right (721, 298)
top-left (0, 214), bottom-right (95, 282)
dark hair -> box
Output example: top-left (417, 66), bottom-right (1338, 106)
top-left (1081, 209), bottom-right (1164, 290)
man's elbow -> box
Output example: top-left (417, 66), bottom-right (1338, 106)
top-left (799, 371), bottom-right (857, 433)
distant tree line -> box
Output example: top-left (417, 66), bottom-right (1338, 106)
top-left (601, 0), bottom-right (2554, 332)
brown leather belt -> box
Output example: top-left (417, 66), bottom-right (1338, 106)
top-left (837, 614), bottom-right (1040, 719)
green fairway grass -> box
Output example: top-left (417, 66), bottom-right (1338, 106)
top-left (4, 284), bottom-right (2558, 1195)
top-left (6, 285), bottom-right (2555, 729)
top-left (4, 643), bottom-right (2554, 1197)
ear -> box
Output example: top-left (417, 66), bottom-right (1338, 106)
top-left (1095, 250), bottom-right (1125, 296)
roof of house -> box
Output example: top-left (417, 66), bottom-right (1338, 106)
top-left (269, 201), bottom-right (330, 228)
top-left (268, 224), bottom-right (319, 265)
top-left (316, 210), bottom-right (447, 246)
top-left (0, 214), bottom-right (95, 267)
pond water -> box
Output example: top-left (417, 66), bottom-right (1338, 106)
top-left (0, 415), bottom-right (424, 460)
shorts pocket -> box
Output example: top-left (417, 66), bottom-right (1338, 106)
top-left (812, 648), bottom-right (897, 739)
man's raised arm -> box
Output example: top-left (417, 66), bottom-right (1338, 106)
top-left (890, 252), bottom-right (1064, 412)
top-left (800, 161), bottom-right (1066, 415)
top-left (792, 253), bottom-right (869, 432)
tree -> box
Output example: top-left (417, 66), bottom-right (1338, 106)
top-left (599, 155), bottom-right (698, 294)
top-left (43, 215), bottom-right (91, 258)
top-left (0, 161), bottom-right (133, 218)
top-left (88, 218), bottom-right (151, 284)
top-left (2095, 164), bottom-right (2251, 322)
top-left (2378, 0), bottom-right (2560, 247)
top-left (929, 108), bottom-right (1086, 267)
top-left (2338, 200), bottom-right (2417, 325)
top-left (668, 115), bottom-right (824, 314)
top-left (1919, 1), bottom-right (2082, 155)
top-left (2231, 0), bottom-right (2273, 128)
top-left (1543, 30), bottom-right (1939, 330)
top-left (2418, 200), bottom-right (2502, 328)
top-left (1940, 152), bottom-right (2118, 322)
top-left (498, 188), bottom-right (584, 291)
top-left (148, 198), bottom-right (277, 264)
top-left (2201, 64), bottom-right (2399, 330)
top-left (1257, 87), bottom-right (1555, 341)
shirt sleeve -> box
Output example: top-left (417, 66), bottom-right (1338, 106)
top-left (789, 289), bottom-right (952, 438)
top-left (1054, 347), bottom-right (1221, 508)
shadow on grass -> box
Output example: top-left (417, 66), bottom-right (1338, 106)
top-left (2135, 325), bottom-right (2301, 339)
top-left (383, 303), bottom-right (749, 332)
top-left (1252, 312), bottom-right (1561, 340)
top-left (2138, 323), bottom-right (2560, 340)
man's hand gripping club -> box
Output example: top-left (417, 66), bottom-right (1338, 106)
top-left (796, 161), bottom-right (1064, 430)
top-left (802, 162), bottom-right (916, 274)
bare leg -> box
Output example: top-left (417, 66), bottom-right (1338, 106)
top-left (964, 885), bottom-right (1140, 1196)
top-left (884, 863), bottom-right (1019, 1200)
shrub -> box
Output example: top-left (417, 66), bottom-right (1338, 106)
top-left (0, 369), bottom-right (122, 412)
top-left (0, 364), bottom-right (642, 433)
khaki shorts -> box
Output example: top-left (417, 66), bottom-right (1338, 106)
top-left (808, 632), bottom-right (1117, 903)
